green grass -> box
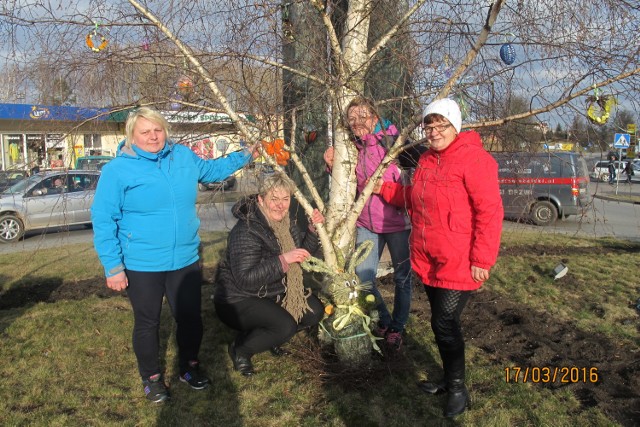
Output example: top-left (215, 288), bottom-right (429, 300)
top-left (0, 231), bottom-right (638, 426)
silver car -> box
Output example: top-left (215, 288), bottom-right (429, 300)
top-left (0, 170), bottom-right (100, 243)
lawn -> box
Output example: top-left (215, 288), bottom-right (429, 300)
top-left (0, 230), bottom-right (638, 426)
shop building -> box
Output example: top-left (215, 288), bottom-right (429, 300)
top-left (0, 103), bottom-right (249, 171)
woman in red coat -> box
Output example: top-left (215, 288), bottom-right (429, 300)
top-left (375, 98), bottom-right (503, 417)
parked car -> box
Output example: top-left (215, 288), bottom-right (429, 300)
top-left (197, 175), bottom-right (237, 191)
top-left (492, 151), bottom-right (591, 226)
top-left (590, 160), bottom-right (627, 182)
top-left (0, 170), bottom-right (100, 243)
top-left (75, 155), bottom-right (113, 171)
top-left (0, 170), bottom-right (28, 192)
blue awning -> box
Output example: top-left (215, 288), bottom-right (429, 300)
top-left (0, 103), bottom-right (110, 122)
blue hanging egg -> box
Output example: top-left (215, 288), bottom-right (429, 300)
top-left (500, 43), bottom-right (516, 65)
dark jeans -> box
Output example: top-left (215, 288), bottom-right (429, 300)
top-left (215, 294), bottom-right (324, 357)
top-left (126, 261), bottom-right (203, 379)
top-left (355, 227), bottom-right (412, 332)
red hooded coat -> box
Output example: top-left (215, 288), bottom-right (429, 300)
top-left (379, 131), bottom-right (503, 290)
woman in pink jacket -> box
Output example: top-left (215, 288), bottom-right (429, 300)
top-left (324, 97), bottom-right (412, 351)
top-left (376, 98), bottom-right (503, 417)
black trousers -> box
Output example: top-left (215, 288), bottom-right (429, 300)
top-left (215, 294), bottom-right (324, 357)
top-left (126, 261), bottom-right (203, 379)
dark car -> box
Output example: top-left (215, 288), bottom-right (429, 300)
top-left (198, 175), bottom-right (237, 192)
top-left (492, 151), bottom-right (591, 226)
top-left (75, 155), bottom-right (114, 171)
top-left (0, 170), bottom-right (28, 193)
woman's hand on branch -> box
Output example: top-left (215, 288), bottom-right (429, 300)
top-left (308, 208), bottom-right (324, 233)
top-left (369, 178), bottom-right (383, 194)
top-left (309, 209), bottom-right (324, 225)
top-left (283, 248), bottom-right (311, 265)
top-left (323, 146), bottom-right (334, 169)
top-left (246, 142), bottom-right (261, 159)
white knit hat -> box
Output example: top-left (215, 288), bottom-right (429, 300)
top-left (423, 98), bottom-right (462, 134)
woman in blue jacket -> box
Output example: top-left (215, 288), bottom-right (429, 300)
top-left (91, 107), bottom-right (253, 403)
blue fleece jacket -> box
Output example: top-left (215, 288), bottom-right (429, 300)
top-left (91, 141), bottom-right (251, 277)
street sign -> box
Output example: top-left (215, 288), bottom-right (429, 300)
top-left (613, 133), bottom-right (630, 149)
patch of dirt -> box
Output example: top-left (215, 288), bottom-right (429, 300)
top-left (0, 278), bottom-right (122, 310)
top-left (404, 280), bottom-right (640, 426)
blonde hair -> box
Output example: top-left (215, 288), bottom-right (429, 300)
top-left (258, 171), bottom-right (296, 198)
top-left (124, 107), bottom-right (170, 148)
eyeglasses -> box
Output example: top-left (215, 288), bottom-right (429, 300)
top-left (422, 123), bottom-right (453, 135)
top-left (422, 123), bottom-right (451, 133)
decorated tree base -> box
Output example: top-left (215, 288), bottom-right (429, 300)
top-left (331, 319), bottom-right (373, 368)
top-left (303, 241), bottom-right (379, 368)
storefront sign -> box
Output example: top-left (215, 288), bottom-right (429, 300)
top-left (0, 103), bottom-right (109, 121)
top-left (162, 111), bottom-right (244, 124)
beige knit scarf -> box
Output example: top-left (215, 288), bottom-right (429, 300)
top-left (263, 210), bottom-right (311, 322)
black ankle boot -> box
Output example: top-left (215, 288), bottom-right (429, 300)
top-left (269, 346), bottom-right (291, 357)
top-left (228, 342), bottom-right (255, 376)
top-left (444, 378), bottom-right (470, 417)
top-left (418, 379), bottom-right (447, 394)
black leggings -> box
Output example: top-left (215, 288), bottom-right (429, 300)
top-left (215, 294), bottom-right (324, 357)
top-left (424, 286), bottom-right (472, 352)
top-left (126, 261), bottom-right (203, 379)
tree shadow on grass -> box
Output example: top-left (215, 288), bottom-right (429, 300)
top-left (0, 274), bottom-right (124, 334)
top-left (288, 278), bottom-right (452, 427)
top-left (155, 282), bottom-right (243, 426)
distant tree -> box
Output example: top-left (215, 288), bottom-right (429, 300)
top-left (554, 123), bottom-right (566, 140)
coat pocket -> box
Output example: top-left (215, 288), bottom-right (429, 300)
top-left (447, 211), bottom-right (472, 234)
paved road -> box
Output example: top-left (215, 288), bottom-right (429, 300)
top-left (1, 180), bottom-right (639, 254)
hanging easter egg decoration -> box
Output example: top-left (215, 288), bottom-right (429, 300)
top-left (586, 87), bottom-right (616, 125)
top-left (443, 54), bottom-right (453, 79)
top-left (261, 139), bottom-right (290, 166)
top-left (176, 75), bottom-right (194, 96)
top-left (141, 37), bottom-right (150, 51)
top-left (455, 94), bottom-right (469, 121)
top-left (86, 22), bottom-right (108, 52)
top-left (169, 94), bottom-right (182, 111)
top-left (500, 43), bottom-right (516, 65)
top-left (303, 123), bottom-right (317, 144)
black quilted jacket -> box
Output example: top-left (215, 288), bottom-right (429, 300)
top-left (214, 195), bottom-right (321, 304)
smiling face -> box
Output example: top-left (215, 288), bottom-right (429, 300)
top-left (259, 187), bottom-right (291, 223)
top-left (423, 115), bottom-right (458, 152)
top-left (132, 117), bottom-right (166, 153)
top-left (347, 105), bottom-right (378, 139)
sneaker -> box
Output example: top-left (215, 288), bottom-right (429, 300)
top-left (179, 361), bottom-right (210, 390)
top-left (373, 323), bottom-right (389, 338)
top-left (386, 329), bottom-right (403, 350)
top-left (142, 374), bottom-right (170, 403)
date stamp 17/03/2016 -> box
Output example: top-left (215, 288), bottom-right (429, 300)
top-left (504, 366), bottom-right (599, 384)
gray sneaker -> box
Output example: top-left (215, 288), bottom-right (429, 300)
top-left (142, 373), bottom-right (170, 403)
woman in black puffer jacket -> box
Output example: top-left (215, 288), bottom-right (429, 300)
top-left (214, 172), bottom-right (325, 376)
